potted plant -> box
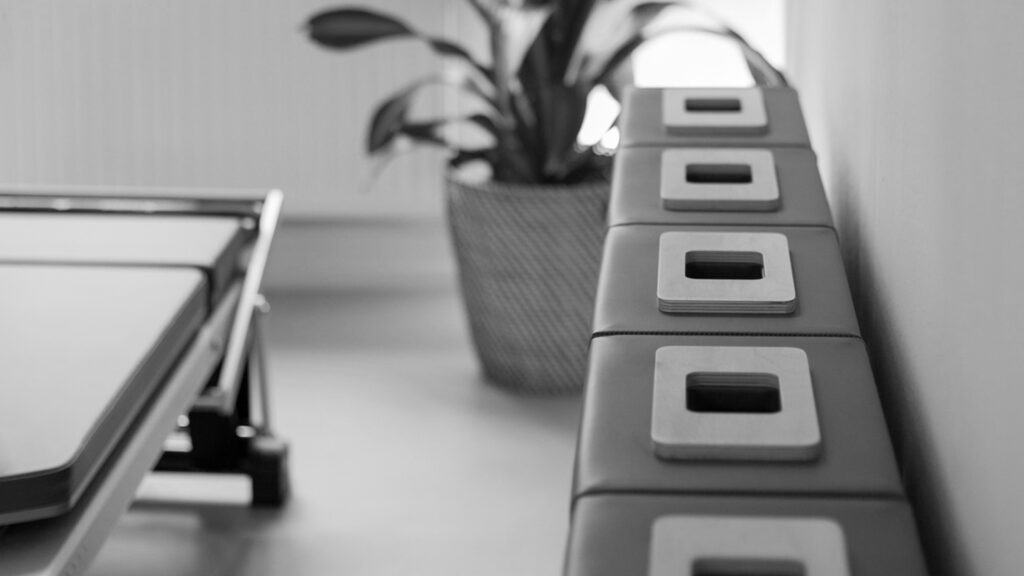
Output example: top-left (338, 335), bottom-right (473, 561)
top-left (305, 0), bottom-right (776, 393)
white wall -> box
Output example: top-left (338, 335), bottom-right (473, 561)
top-left (0, 1), bottom-right (479, 220)
top-left (788, 3), bottom-right (1024, 575)
top-left (0, 1), bottom-right (487, 291)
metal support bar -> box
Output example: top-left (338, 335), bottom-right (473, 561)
top-left (194, 189), bottom-right (283, 415)
top-left (250, 295), bottom-right (274, 432)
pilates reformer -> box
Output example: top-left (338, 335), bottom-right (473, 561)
top-left (0, 186), bottom-right (289, 575)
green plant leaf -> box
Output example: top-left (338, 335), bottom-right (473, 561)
top-left (570, 0), bottom-right (686, 86)
top-left (367, 80), bottom-right (425, 153)
top-left (509, 92), bottom-right (542, 173)
top-left (530, 0), bottom-right (599, 80)
top-left (366, 76), bottom-right (500, 154)
top-left (465, 113), bottom-right (500, 136)
top-left (535, 84), bottom-right (589, 179)
top-left (402, 113), bottom-right (500, 143)
top-left (464, 0), bottom-right (495, 26)
top-left (560, 145), bottom-right (612, 183)
top-left (307, 8), bottom-right (412, 49)
top-left (566, 0), bottom-right (686, 84)
top-left (399, 122), bottom-right (448, 146)
top-left (501, 5), bottom-right (554, 85)
top-left (426, 38), bottom-right (494, 80)
top-left (306, 7), bottom-right (494, 81)
top-left (449, 148), bottom-right (497, 169)
top-left (511, 0), bottom-right (599, 183)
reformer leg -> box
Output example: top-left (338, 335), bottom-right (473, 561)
top-left (155, 300), bottom-right (290, 508)
top-left (187, 368), bottom-right (248, 470)
top-left (243, 308), bottom-right (290, 507)
top-left (249, 433), bottom-right (290, 507)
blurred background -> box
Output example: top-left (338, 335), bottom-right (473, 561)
top-left (0, 0), bottom-right (782, 292)
top-left (3, 1), bottom-right (1023, 575)
top-left (0, 2), bottom-right (782, 575)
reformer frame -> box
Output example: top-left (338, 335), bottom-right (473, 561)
top-left (0, 186), bottom-right (288, 576)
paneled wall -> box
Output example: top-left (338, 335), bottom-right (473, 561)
top-left (788, 3), bottom-right (1024, 575)
top-left (0, 1), bottom-right (480, 219)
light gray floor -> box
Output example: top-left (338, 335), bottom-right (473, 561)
top-left (87, 286), bottom-right (582, 576)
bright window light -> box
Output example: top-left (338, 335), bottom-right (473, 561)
top-left (576, 84), bottom-right (621, 148)
top-left (630, 1), bottom-right (785, 88)
top-left (632, 33), bottom-right (754, 88)
top-left (598, 126), bottom-right (620, 152)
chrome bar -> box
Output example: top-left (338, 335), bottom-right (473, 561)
top-left (197, 189), bottom-right (283, 415)
top-left (0, 185), bottom-right (267, 217)
top-left (251, 295), bottom-right (274, 432)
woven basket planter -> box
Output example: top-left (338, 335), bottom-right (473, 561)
top-left (446, 176), bottom-right (609, 394)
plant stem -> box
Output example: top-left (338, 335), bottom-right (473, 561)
top-left (465, 0), bottom-right (493, 25)
top-left (490, 17), bottom-right (513, 124)
top-left (488, 10), bottom-right (517, 180)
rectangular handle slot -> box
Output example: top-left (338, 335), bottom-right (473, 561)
top-left (693, 558), bottom-right (806, 576)
top-left (659, 150), bottom-right (779, 212)
top-left (686, 372), bottom-right (781, 414)
top-left (662, 89), bottom-right (769, 135)
top-left (685, 97), bottom-right (743, 113)
top-left (649, 516), bottom-right (847, 576)
top-left (658, 232), bottom-right (796, 314)
top-left (685, 163), bottom-right (754, 184)
top-left (685, 251), bottom-right (765, 280)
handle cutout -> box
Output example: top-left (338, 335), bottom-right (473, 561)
top-left (685, 251), bottom-right (765, 280)
top-left (685, 163), bottom-right (754, 184)
top-left (649, 516), bottom-right (847, 576)
top-left (686, 97), bottom-right (743, 113)
top-left (662, 89), bottom-right (768, 135)
top-left (693, 558), bottom-right (806, 576)
top-left (686, 372), bottom-right (781, 413)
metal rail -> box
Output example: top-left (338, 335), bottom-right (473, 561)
top-left (198, 189), bottom-right (283, 415)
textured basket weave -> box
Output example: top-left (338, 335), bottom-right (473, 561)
top-left (447, 176), bottom-right (609, 394)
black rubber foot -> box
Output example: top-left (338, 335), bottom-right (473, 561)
top-left (248, 434), bottom-right (290, 507)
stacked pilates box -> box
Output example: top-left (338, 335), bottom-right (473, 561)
top-left (564, 87), bottom-right (930, 575)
